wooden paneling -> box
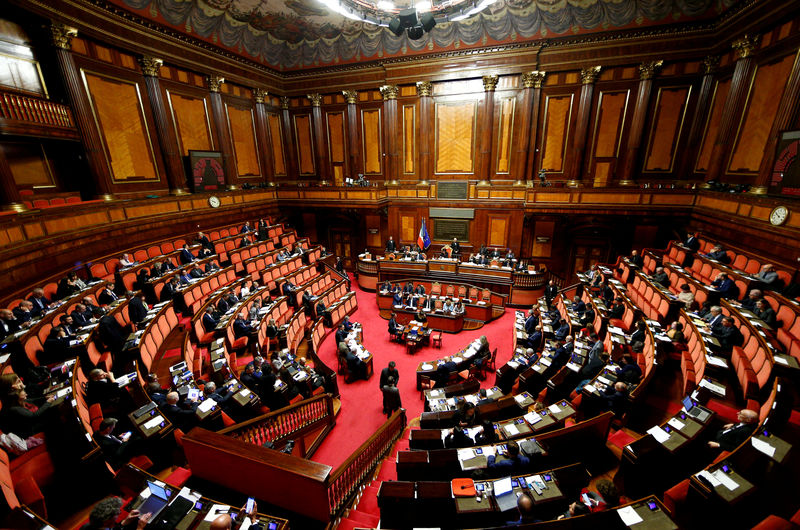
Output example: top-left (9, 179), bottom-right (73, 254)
top-left (4, 142), bottom-right (55, 187)
top-left (695, 79), bottom-right (731, 172)
top-left (402, 105), bottom-right (415, 175)
top-left (267, 113), bottom-right (286, 176)
top-left (488, 217), bottom-right (507, 247)
top-left (541, 94), bottom-right (573, 173)
top-left (167, 91), bottom-right (213, 155)
top-left (293, 114), bottom-right (315, 176)
top-left (495, 97), bottom-right (514, 175)
top-left (401, 214), bottom-right (415, 242)
top-left (82, 70), bottom-right (159, 182)
top-left (366, 214), bottom-right (381, 247)
top-left (361, 108), bottom-right (382, 175)
top-left (728, 52), bottom-right (797, 174)
top-left (434, 100), bottom-right (476, 174)
top-left (643, 86), bottom-right (691, 172)
top-left (326, 111), bottom-right (346, 183)
top-left (592, 90), bottom-right (628, 159)
top-left (226, 105), bottom-right (260, 177)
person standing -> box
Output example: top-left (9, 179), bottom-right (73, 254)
top-left (381, 376), bottom-right (402, 418)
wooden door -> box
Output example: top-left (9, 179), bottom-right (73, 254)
top-left (331, 228), bottom-right (354, 269)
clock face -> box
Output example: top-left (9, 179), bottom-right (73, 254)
top-left (208, 196), bottom-right (221, 208)
top-left (770, 206), bottom-right (788, 226)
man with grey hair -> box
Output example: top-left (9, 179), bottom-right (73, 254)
top-left (82, 496), bottom-right (150, 529)
top-left (708, 409), bottom-right (758, 451)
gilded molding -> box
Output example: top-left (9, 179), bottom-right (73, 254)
top-left (638, 60), bottom-right (663, 80)
top-left (522, 71), bottom-right (546, 88)
top-left (482, 75), bottom-right (499, 91)
top-left (307, 93), bottom-right (323, 106)
top-left (580, 66), bottom-right (602, 84)
top-left (732, 34), bottom-right (759, 59)
top-left (280, 96), bottom-right (290, 110)
top-left (380, 85), bottom-right (399, 100)
top-left (207, 74), bottom-right (225, 92)
top-left (416, 81), bottom-right (432, 97)
top-left (253, 88), bottom-right (269, 103)
top-left (343, 90), bottom-right (358, 104)
top-left (50, 22), bottom-right (78, 50)
top-left (138, 56), bottom-right (163, 77)
top-left (702, 55), bottom-right (720, 75)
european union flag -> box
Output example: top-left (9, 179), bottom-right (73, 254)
top-left (418, 218), bottom-right (431, 250)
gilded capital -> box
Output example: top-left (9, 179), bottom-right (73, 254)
top-left (580, 66), bottom-right (602, 85)
top-left (416, 81), bottom-right (432, 97)
top-left (732, 34), bottom-right (759, 60)
top-left (307, 93), bottom-right (323, 106)
top-left (380, 85), bottom-right (399, 100)
top-left (280, 96), bottom-right (290, 110)
top-left (138, 56), bottom-right (163, 77)
top-left (343, 90), bottom-right (358, 104)
top-left (522, 71), bottom-right (546, 89)
top-left (638, 60), bottom-right (663, 80)
top-left (702, 55), bottom-right (720, 75)
top-left (482, 75), bottom-right (499, 91)
top-left (207, 75), bottom-right (225, 93)
top-left (50, 22), bottom-right (78, 50)
top-left (253, 88), bottom-right (269, 104)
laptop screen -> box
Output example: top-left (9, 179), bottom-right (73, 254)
top-left (681, 396), bottom-right (694, 411)
top-left (147, 481), bottom-right (168, 500)
top-left (494, 477), bottom-right (512, 496)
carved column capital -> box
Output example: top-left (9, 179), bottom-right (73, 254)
top-left (207, 75), bottom-right (225, 93)
top-left (732, 34), bottom-right (759, 60)
top-left (380, 85), bottom-right (399, 100)
top-left (138, 56), bottom-right (163, 77)
top-left (307, 93), bottom-right (323, 107)
top-left (253, 88), bottom-right (269, 104)
top-left (522, 71), bottom-right (546, 89)
top-left (342, 90), bottom-right (358, 104)
top-left (580, 66), bottom-right (602, 85)
top-left (702, 55), bottom-right (721, 75)
top-left (280, 96), bottom-right (290, 110)
top-left (482, 75), bottom-right (499, 91)
top-left (415, 81), bottom-right (432, 97)
top-left (639, 60), bottom-right (663, 80)
top-left (50, 22), bottom-right (78, 50)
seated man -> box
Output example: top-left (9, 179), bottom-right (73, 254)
top-left (741, 289), bottom-right (762, 311)
top-left (710, 272), bottom-right (737, 299)
top-left (442, 299), bottom-right (455, 313)
top-left (757, 264), bottom-right (780, 287)
top-left (392, 290), bottom-right (403, 306)
top-left (179, 244), bottom-right (195, 265)
top-left (650, 267), bottom-right (670, 288)
top-left (28, 287), bottom-right (52, 316)
top-left (525, 325), bottom-right (543, 351)
top-left (605, 382), bottom-right (629, 417)
top-left (553, 319), bottom-right (570, 341)
top-left (704, 244), bottom-right (731, 264)
top-left (608, 298), bottom-right (625, 320)
top-left (628, 250), bottom-right (644, 268)
top-left (342, 316), bottom-right (354, 332)
top-left (707, 409), bottom-right (758, 451)
top-left (572, 297), bottom-right (586, 315)
top-left (712, 316), bottom-right (744, 350)
top-left (524, 309), bottom-right (539, 334)
top-left (684, 232), bottom-right (701, 251)
top-left (487, 440), bottom-right (530, 474)
top-left (93, 417), bottom-right (145, 469)
top-left (233, 314), bottom-right (255, 339)
top-left (159, 391), bottom-right (198, 431)
top-left (335, 324), bottom-right (348, 346)
top-left (316, 299), bottom-right (333, 327)
top-left (41, 326), bottom-right (75, 365)
top-left (388, 312), bottom-right (402, 340)
top-left (340, 342), bottom-right (367, 380)
top-left (282, 281), bottom-right (298, 308)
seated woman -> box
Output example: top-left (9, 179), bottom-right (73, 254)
top-left (453, 300), bottom-right (465, 314)
top-left (0, 387), bottom-right (57, 439)
top-left (415, 309), bottom-right (427, 323)
top-left (667, 321), bottom-right (686, 344)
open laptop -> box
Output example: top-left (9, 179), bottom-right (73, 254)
top-left (136, 481), bottom-right (171, 520)
top-left (682, 396), bottom-right (711, 422)
top-left (493, 476), bottom-right (517, 512)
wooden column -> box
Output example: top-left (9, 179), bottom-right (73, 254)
top-left (752, 51), bottom-right (800, 194)
top-left (280, 97), bottom-right (298, 180)
top-left (618, 60), bottom-right (662, 186)
top-left (705, 35), bottom-right (759, 183)
top-left (343, 90), bottom-right (361, 179)
top-left (479, 75), bottom-right (499, 183)
top-left (50, 22), bottom-right (114, 200)
top-left (207, 74), bottom-right (237, 189)
top-left (566, 66), bottom-right (601, 187)
top-left (416, 81), bottom-right (432, 182)
top-left (253, 88), bottom-right (274, 184)
top-left (307, 93), bottom-right (328, 182)
top-left (525, 72), bottom-right (546, 183)
top-left (516, 71), bottom-right (545, 184)
top-left (380, 85), bottom-right (399, 183)
top-left (678, 56), bottom-right (719, 180)
top-left (139, 56), bottom-right (187, 195)
top-left (0, 148), bottom-right (25, 211)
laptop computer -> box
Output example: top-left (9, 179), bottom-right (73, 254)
top-left (493, 476), bottom-right (517, 512)
top-left (136, 481), bottom-right (171, 520)
top-left (682, 396), bottom-right (711, 422)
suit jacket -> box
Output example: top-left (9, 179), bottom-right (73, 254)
top-left (381, 385), bottom-right (402, 414)
top-left (573, 300), bottom-right (586, 314)
top-left (392, 293), bottom-right (402, 306)
top-left (487, 454), bottom-right (531, 473)
top-left (554, 324), bottom-right (570, 341)
top-left (712, 278), bottom-right (736, 299)
top-left (335, 329), bottom-right (348, 345)
top-left (651, 272), bottom-right (670, 288)
top-left (386, 240), bottom-right (396, 252)
top-left (202, 313), bottom-right (218, 333)
top-left (605, 390), bottom-right (629, 416)
top-left (179, 248), bottom-right (195, 264)
top-left (758, 271), bottom-right (779, 285)
top-left (160, 282), bottom-right (177, 303)
top-left (715, 423), bottom-right (756, 451)
top-left (714, 325), bottom-right (744, 349)
top-left (159, 402), bottom-right (198, 430)
top-left (629, 255), bottom-right (644, 268)
top-left (98, 289), bottom-right (118, 306)
top-left (12, 307), bottom-right (33, 324)
top-left (28, 295), bottom-right (50, 316)
top-left (544, 285), bottom-right (558, 300)
top-left (198, 235), bottom-right (213, 250)
top-left (233, 319), bottom-right (253, 338)
top-left (708, 250), bottom-right (731, 264)
top-left (684, 236), bottom-right (700, 251)
top-left (524, 315), bottom-right (538, 334)
top-left (128, 297), bottom-right (148, 325)
top-left (379, 367), bottom-right (399, 388)
top-left (550, 346), bottom-right (569, 369)
top-left (98, 315), bottom-right (126, 352)
top-left (757, 307), bottom-right (776, 328)
top-left (609, 304), bottom-right (625, 320)
top-left (388, 318), bottom-right (400, 335)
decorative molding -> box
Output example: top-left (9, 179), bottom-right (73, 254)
top-left (307, 93), bottom-right (323, 106)
top-left (702, 55), bottom-right (721, 75)
top-left (50, 22), bottom-right (77, 50)
top-left (280, 96), bottom-right (290, 110)
top-left (380, 85), bottom-right (399, 100)
top-left (638, 60), bottom-right (663, 80)
top-left (138, 56), bottom-right (163, 77)
top-left (253, 88), bottom-right (269, 104)
top-left (415, 81), bottom-right (432, 97)
top-left (580, 66), bottom-right (602, 84)
top-left (343, 90), bottom-right (358, 104)
top-left (482, 75), bottom-right (499, 91)
top-left (522, 71), bottom-right (546, 89)
top-left (207, 74), bottom-right (225, 93)
top-left (732, 34), bottom-right (759, 59)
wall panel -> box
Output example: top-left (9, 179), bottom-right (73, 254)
top-left (293, 114), bottom-right (315, 176)
top-left (403, 105), bottom-right (415, 175)
top-left (226, 105), bottom-right (260, 177)
top-left (361, 109), bottom-right (382, 175)
top-left (4, 142), bottom-right (55, 188)
top-left (643, 86), bottom-right (691, 172)
top-left (695, 79), bottom-right (731, 172)
top-left (167, 91), bottom-right (213, 155)
top-left (267, 113), bottom-right (286, 176)
top-left (326, 111), bottom-right (346, 183)
top-left (591, 90), bottom-right (628, 159)
top-left (541, 94), bottom-right (573, 173)
top-left (400, 214), bottom-right (415, 243)
top-left (435, 100), bottom-right (476, 174)
top-left (488, 217), bottom-right (507, 247)
top-left (495, 97), bottom-right (515, 175)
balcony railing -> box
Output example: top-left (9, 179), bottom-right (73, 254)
top-left (0, 90), bottom-right (75, 129)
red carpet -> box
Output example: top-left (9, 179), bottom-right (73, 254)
top-left (311, 274), bottom-right (517, 468)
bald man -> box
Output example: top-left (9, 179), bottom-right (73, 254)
top-left (708, 409), bottom-right (758, 451)
top-left (209, 500), bottom-right (258, 530)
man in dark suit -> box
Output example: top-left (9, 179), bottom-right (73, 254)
top-left (335, 324), bottom-right (348, 346)
top-left (41, 326), bottom-right (74, 364)
top-left (608, 299), bottom-right (625, 320)
top-left (12, 301), bottom-right (34, 324)
top-left (487, 441), bottom-right (530, 474)
top-left (202, 307), bottom-right (219, 333)
top-left (605, 382), bottom-right (630, 417)
top-left (28, 288), bottom-right (51, 316)
top-left (96, 310), bottom-right (127, 353)
top-left (712, 317), bottom-right (744, 350)
top-left (159, 391), bottom-right (198, 431)
top-left (316, 299), bottom-right (332, 327)
top-left (189, 266), bottom-right (204, 279)
top-left (98, 286), bottom-right (119, 306)
top-left (342, 316), bottom-right (354, 332)
top-left (381, 376), bottom-right (402, 418)
top-left (581, 305), bottom-right (596, 328)
top-left (711, 272), bottom-right (737, 300)
top-left (684, 232), bottom-right (700, 251)
top-left (71, 303), bottom-right (92, 327)
top-left (58, 314), bottom-right (77, 336)
top-left (755, 299), bottom-right (777, 328)
top-left (127, 292), bottom-right (148, 329)
top-left (179, 244), bottom-right (195, 265)
top-left (202, 381), bottom-right (234, 411)
top-left (451, 238), bottom-right (461, 257)
top-left (415, 284), bottom-right (426, 296)
top-left (196, 231), bottom-right (214, 252)
top-left (302, 290), bottom-right (315, 313)
top-left (572, 297), bottom-right (586, 315)
top-left (628, 250), bottom-right (644, 268)
top-left (705, 245), bottom-right (731, 264)
top-left (388, 313), bottom-right (402, 340)
top-left (160, 278), bottom-right (178, 304)
top-left (93, 417), bottom-right (144, 469)
top-left (544, 281), bottom-right (558, 307)
top-left (282, 281), bottom-right (298, 308)
top-left (392, 291), bottom-right (402, 306)
top-left (524, 309), bottom-right (538, 334)
top-left (385, 236), bottom-right (396, 252)
top-left (525, 325), bottom-right (543, 351)
top-left (650, 267), bottom-right (670, 288)
top-left (379, 361), bottom-right (399, 388)
top-left (233, 314), bottom-right (254, 339)
top-left (708, 409), bottom-right (758, 451)
top-left (239, 235), bottom-right (252, 248)
top-left (550, 340), bottom-right (570, 370)
top-left (0, 309), bottom-right (22, 340)
top-left (554, 319), bottom-right (570, 341)
top-left (241, 221), bottom-right (251, 233)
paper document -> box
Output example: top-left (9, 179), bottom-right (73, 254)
top-left (524, 412), bottom-right (540, 424)
top-left (699, 379), bottom-right (725, 395)
top-left (697, 470), bottom-right (720, 487)
top-left (751, 437), bottom-right (777, 458)
top-left (421, 363), bottom-right (433, 370)
top-left (774, 355), bottom-right (789, 365)
top-left (204, 504), bottom-right (230, 522)
top-left (583, 384), bottom-right (598, 394)
top-left (548, 404), bottom-right (562, 414)
top-left (617, 506), bottom-right (644, 526)
top-left (667, 418), bottom-right (685, 430)
top-left (143, 415), bottom-right (164, 430)
top-left (240, 388), bottom-right (251, 397)
top-left (504, 424), bottom-right (519, 436)
top-left (646, 425), bottom-right (670, 444)
top-left (705, 355), bottom-right (728, 368)
top-left (514, 394), bottom-right (526, 404)
top-left (711, 470), bottom-right (739, 491)
top-left (198, 399), bottom-right (216, 413)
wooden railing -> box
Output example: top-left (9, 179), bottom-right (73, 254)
top-left (0, 90), bottom-right (74, 128)
top-left (326, 409), bottom-right (407, 517)
top-left (220, 393), bottom-right (335, 458)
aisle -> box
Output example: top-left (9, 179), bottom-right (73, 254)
top-left (311, 274), bottom-right (517, 468)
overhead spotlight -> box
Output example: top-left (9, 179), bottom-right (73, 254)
top-left (407, 24), bottom-right (424, 39)
top-left (388, 17), bottom-right (404, 36)
top-left (398, 8), bottom-right (418, 28)
top-left (388, 7), bottom-right (435, 39)
top-left (419, 11), bottom-right (436, 31)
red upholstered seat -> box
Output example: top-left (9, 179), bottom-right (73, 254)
top-left (663, 478), bottom-right (690, 516)
top-left (165, 467), bottom-right (192, 488)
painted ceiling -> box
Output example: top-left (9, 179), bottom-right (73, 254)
top-left (108, 0), bottom-right (741, 71)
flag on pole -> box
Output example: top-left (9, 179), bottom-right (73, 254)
top-left (418, 218), bottom-right (431, 250)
